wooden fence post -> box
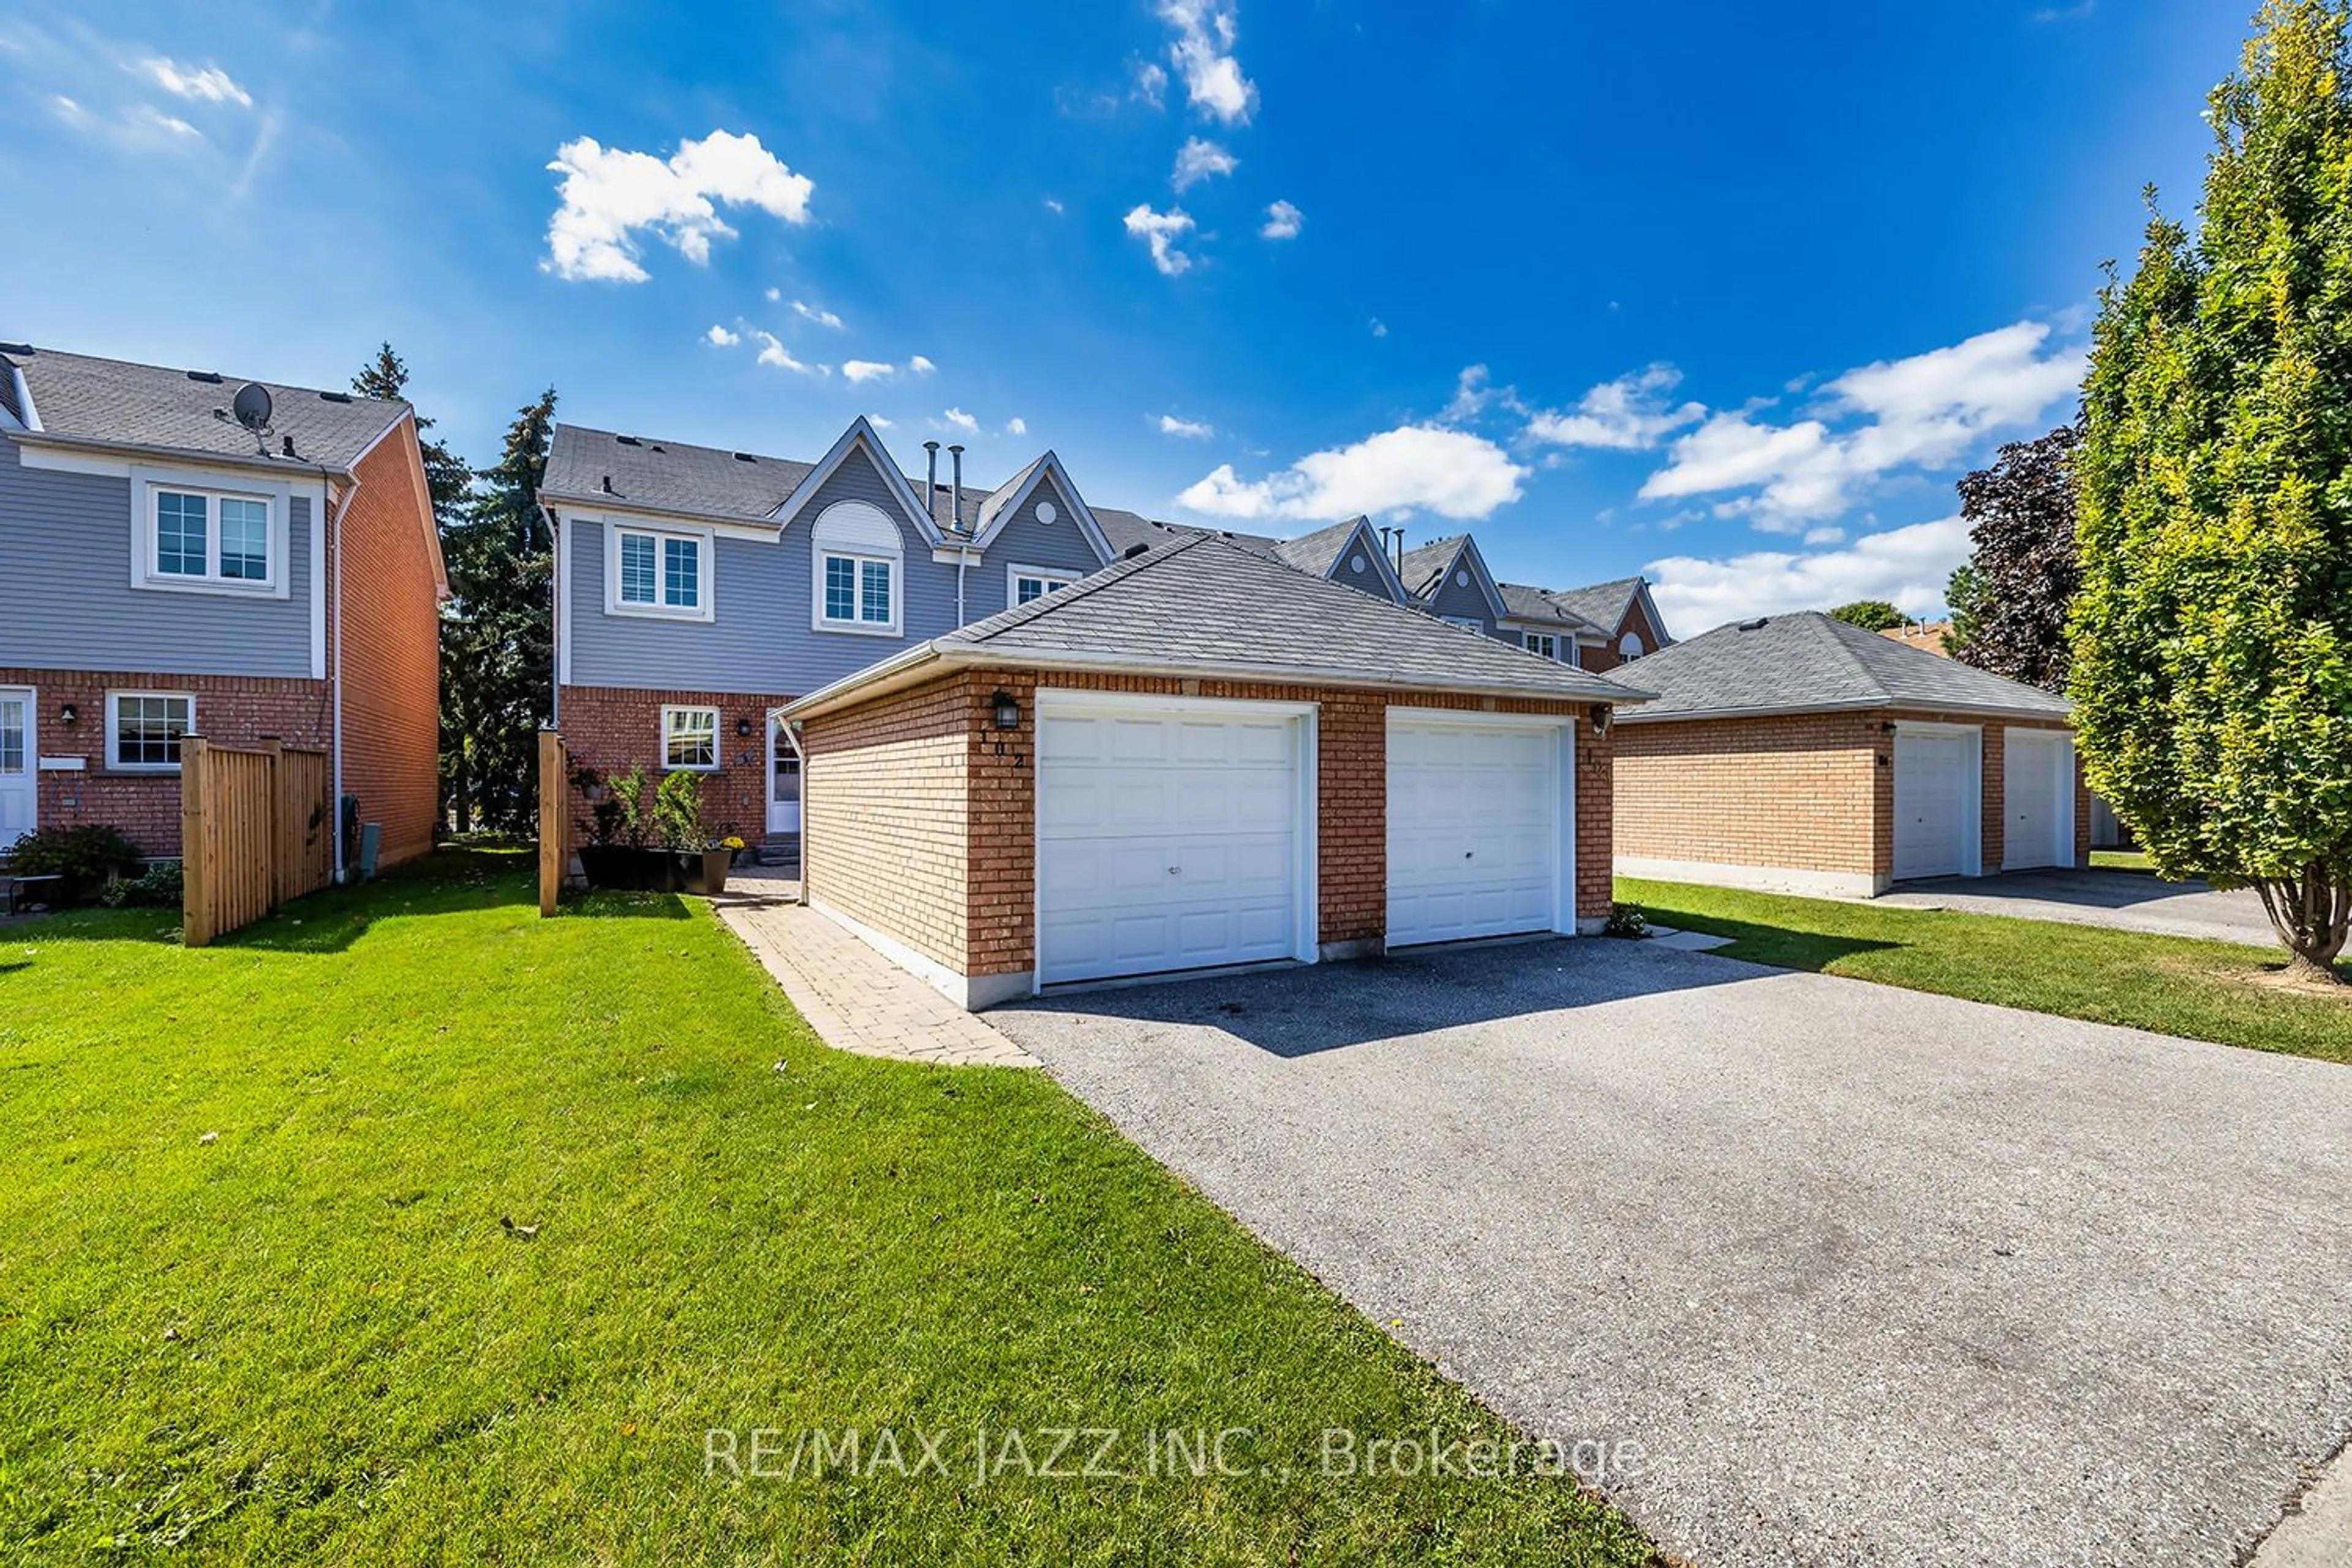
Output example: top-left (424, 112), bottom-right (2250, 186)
top-left (261, 738), bottom-right (287, 909)
top-left (182, 737), bottom-right (212, 948)
top-left (538, 728), bottom-right (565, 916)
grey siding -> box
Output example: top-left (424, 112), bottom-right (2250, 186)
top-left (567, 443), bottom-right (968, 696)
top-left (963, 470), bottom-right (1109, 620)
top-left (1424, 562), bottom-right (1498, 638)
top-left (0, 433), bottom-right (314, 677)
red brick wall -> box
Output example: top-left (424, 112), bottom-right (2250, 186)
top-left (1578, 591), bottom-right (1670, 674)
top-left (1, 666), bottom-right (326, 857)
top-left (336, 420), bottom-right (443, 868)
top-left (558, 685), bottom-right (791, 846)
top-left (804, 668), bottom-right (1614, 982)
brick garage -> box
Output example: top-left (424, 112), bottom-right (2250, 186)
top-left (1608, 612), bottom-right (2087, 899)
top-left (557, 684), bottom-right (794, 846)
top-left (782, 534), bottom-right (1640, 1009)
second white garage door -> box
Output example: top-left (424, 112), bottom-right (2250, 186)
top-left (1035, 695), bottom-right (1311, 986)
top-left (2003, 728), bottom-right (2073, 870)
top-left (1893, 725), bottom-right (1978, 881)
top-left (1387, 715), bottom-right (1568, 947)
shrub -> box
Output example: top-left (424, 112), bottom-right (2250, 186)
top-left (5, 824), bottom-right (143, 902)
top-left (1602, 902), bottom-right (1650, 940)
top-left (99, 859), bottom-right (184, 908)
top-left (652, 769), bottom-right (706, 850)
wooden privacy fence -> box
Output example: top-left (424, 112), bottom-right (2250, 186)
top-left (182, 737), bottom-right (335, 947)
top-left (538, 728), bottom-right (570, 916)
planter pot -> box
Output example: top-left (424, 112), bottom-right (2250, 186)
top-left (693, 848), bottom-right (733, 895)
top-left (579, 845), bottom-right (673, 891)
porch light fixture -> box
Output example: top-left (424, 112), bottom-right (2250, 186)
top-left (736, 717), bottom-right (754, 738)
top-left (990, 690), bottom-right (1022, 730)
top-left (1589, 704), bottom-right (1611, 735)
top-left (59, 702), bottom-right (78, 726)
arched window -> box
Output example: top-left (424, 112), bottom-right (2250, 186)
top-left (812, 500), bottom-right (903, 636)
top-left (1619, 631), bottom-right (1645, 660)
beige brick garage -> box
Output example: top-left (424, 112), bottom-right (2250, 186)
top-left (1613, 611), bottom-right (2087, 899)
top-left (779, 535), bottom-right (1645, 1007)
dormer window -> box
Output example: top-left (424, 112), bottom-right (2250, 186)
top-left (1523, 632), bottom-right (1558, 660)
top-left (605, 522), bottom-right (712, 622)
top-left (812, 500), bottom-right (903, 636)
top-left (1620, 631), bottom-right (1646, 660)
top-left (1009, 564), bottom-right (1080, 606)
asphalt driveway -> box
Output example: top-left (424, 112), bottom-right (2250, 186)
top-left (987, 941), bottom-right (2352, 1567)
top-left (1879, 867), bottom-right (2274, 945)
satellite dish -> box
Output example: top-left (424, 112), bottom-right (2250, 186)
top-left (231, 382), bottom-right (274, 433)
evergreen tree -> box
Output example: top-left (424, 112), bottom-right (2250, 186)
top-left (441, 390), bottom-right (557, 834)
top-left (2073, 0), bottom-right (2352, 982)
top-left (1944, 562), bottom-right (1988, 656)
top-left (352, 343), bottom-right (470, 528)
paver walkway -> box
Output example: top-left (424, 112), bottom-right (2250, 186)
top-left (717, 890), bottom-right (1036, 1068)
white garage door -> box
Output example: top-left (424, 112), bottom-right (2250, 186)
top-left (1893, 726), bottom-right (1976, 881)
top-left (1036, 697), bottom-right (1307, 986)
top-left (2003, 729), bottom-right (2072, 871)
top-left (1387, 716), bottom-right (1565, 947)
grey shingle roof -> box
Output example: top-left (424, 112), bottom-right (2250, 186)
top-left (1495, 581), bottom-right (1603, 632)
top-left (1546, 576), bottom-right (1647, 633)
top-left (1, 344), bottom-right (410, 471)
top-left (543, 423), bottom-right (815, 521)
top-left (1396, 535), bottom-right (1468, 598)
top-left (919, 532), bottom-right (1646, 701)
top-left (1270, 516), bottom-right (1368, 578)
top-left (1618, 611), bottom-right (2071, 722)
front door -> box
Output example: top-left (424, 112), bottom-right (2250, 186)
top-left (767, 720), bottom-right (802, 836)
top-left (0, 688), bottom-right (34, 846)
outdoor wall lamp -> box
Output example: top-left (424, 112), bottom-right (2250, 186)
top-left (1589, 704), bottom-right (1611, 735)
top-left (990, 690), bottom-right (1022, 730)
top-left (59, 702), bottom-right (78, 726)
top-left (736, 717), bottom-right (755, 738)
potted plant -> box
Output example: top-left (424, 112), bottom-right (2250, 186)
top-left (650, 771), bottom-right (731, 894)
top-left (575, 766), bottom-right (671, 890)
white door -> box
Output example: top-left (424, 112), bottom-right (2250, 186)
top-left (2003, 729), bottom-right (2071, 870)
top-left (766, 719), bottom-right (801, 836)
top-left (1893, 727), bottom-right (1975, 880)
top-left (0, 688), bottom-right (32, 846)
top-left (1035, 698), bottom-right (1307, 986)
top-left (1386, 716), bottom-right (1564, 947)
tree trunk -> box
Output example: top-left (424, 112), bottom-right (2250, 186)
top-left (2252, 864), bottom-right (2350, 984)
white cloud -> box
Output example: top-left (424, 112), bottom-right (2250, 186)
top-left (1157, 0), bottom-right (1257, 124)
top-left (1133, 60), bottom-right (1169, 110)
top-left (704, 323), bottom-right (740, 347)
top-left (1260, 198), bottom-right (1302, 240)
top-left (1006, 417), bottom-right (1028, 435)
top-left (1803, 526), bottom-right (1847, 545)
top-left (135, 105), bottom-right (199, 138)
top-left (1525, 364), bottom-right (1705, 451)
top-left (1646, 516), bottom-right (1970, 630)
top-left (1638, 320), bottom-right (2082, 527)
top-left (752, 330), bottom-right (827, 375)
top-left (1442, 363), bottom-right (1529, 424)
top-left (1043, 197), bottom-right (1065, 214)
top-left (791, 299), bottom-right (843, 330)
top-left (1172, 136), bottom-right (1238, 192)
top-left (941, 407), bottom-right (980, 434)
top-left (1156, 413), bottom-right (1216, 439)
top-left (1123, 203), bottom-right (1196, 275)
top-left (1369, 318), bottom-right (1388, 338)
top-left (765, 286), bottom-right (782, 302)
top-left (909, 355), bottom-right (936, 375)
top-left (48, 94), bottom-right (85, 124)
top-left (842, 360), bottom-right (896, 383)
top-left (141, 58), bottom-right (250, 108)
top-left (543, 129), bottom-right (814, 283)
top-left (868, 413), bottom-right (894, 429)
top-left (1180, 424), bottom-right (1525, 523)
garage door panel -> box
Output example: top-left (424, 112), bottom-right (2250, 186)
top-left (2004, 730), bottom-right (2069, 871)
top-left (1894, 729), bottom-right (1974, 881)
top-left (1386, 718), bottom-right (1564, 948)
top-left (1038, 704), bottom-right (1306, 986)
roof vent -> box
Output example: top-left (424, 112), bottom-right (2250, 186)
top-left (282, 434), bottom-right (297, 457)
top-left (318, 390), bottom-right (352, 404)
top-left (600, 474), bottom-right (614, 494)
top-left (650, 443), bottom-right (665, 453)
top-left (615, 434), bottom-right (641, 447)
top-left (733, 451), bottom-right (756, 463)
top-left (1122, 541), bottom-right (1151, 559)
top-left (1738, 617), bottom-right (1770, 631)
top-left (186, 369), bottom-right (224, 384)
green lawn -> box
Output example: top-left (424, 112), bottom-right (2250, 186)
top-left (2089, 848), bottom-right (2153, 872)
top-left (1619, 876), bottom-right (2350, 1065)
top-left (1, 855), bottom-right (1653, 1566)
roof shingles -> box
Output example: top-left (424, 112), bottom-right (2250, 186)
top-left (1619, 611), bottom-right (2070, 722)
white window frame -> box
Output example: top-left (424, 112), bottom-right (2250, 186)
top-left (605, 521), bottom-right (715, 622)
top-left (107, 690), bottom-right (195, 774)
top-left (1523, 632), bottom-right (1558, 660)
top-left (1006, 562), bottom-right (1080, 608)
top-left (660, 704), bottom-right (721, 772)
top-left (134, 475), bottom-right (288, 598)
top-left (1440, 614), bottom-right (1485, 633)
top-left (810, 500), bottom-right (905, 638)
top-left (1619, 631), bottom-right (1646, 660)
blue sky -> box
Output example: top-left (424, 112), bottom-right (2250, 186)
top-left (0, 1), bottom-right (2248, 630)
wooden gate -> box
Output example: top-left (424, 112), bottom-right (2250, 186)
top-left (182, 738), bottom-right (335, 946)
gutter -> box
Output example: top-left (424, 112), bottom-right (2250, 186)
top-left (536, 486), bottom-right (782, 535)
top-left (10, 427), bottom-right (358, 480)
top-left (1615, 696), bottom-right (2074, 726)
top-left (775, 641), bottom-right (1657, 723)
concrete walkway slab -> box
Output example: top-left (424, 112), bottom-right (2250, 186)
top-left (1880, 867), bottom-right (2275, 946)
top-left (989, 940), bottom-right (2352, 1567)
top-left (718, 897), bottom-right (1037, 1068)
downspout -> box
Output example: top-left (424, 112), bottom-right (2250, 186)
top-left (323, 464), bottom-right (345, 883)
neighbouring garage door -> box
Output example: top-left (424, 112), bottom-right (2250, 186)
top-left (2003, 728), bottom-right (2072, 871)
top-left (1387, 715), bottom-right (1566, 947)
top-left (1035, 696), bottom-right (1309, 986)
top-left (1893, 725), bottom-right (1977, 881)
